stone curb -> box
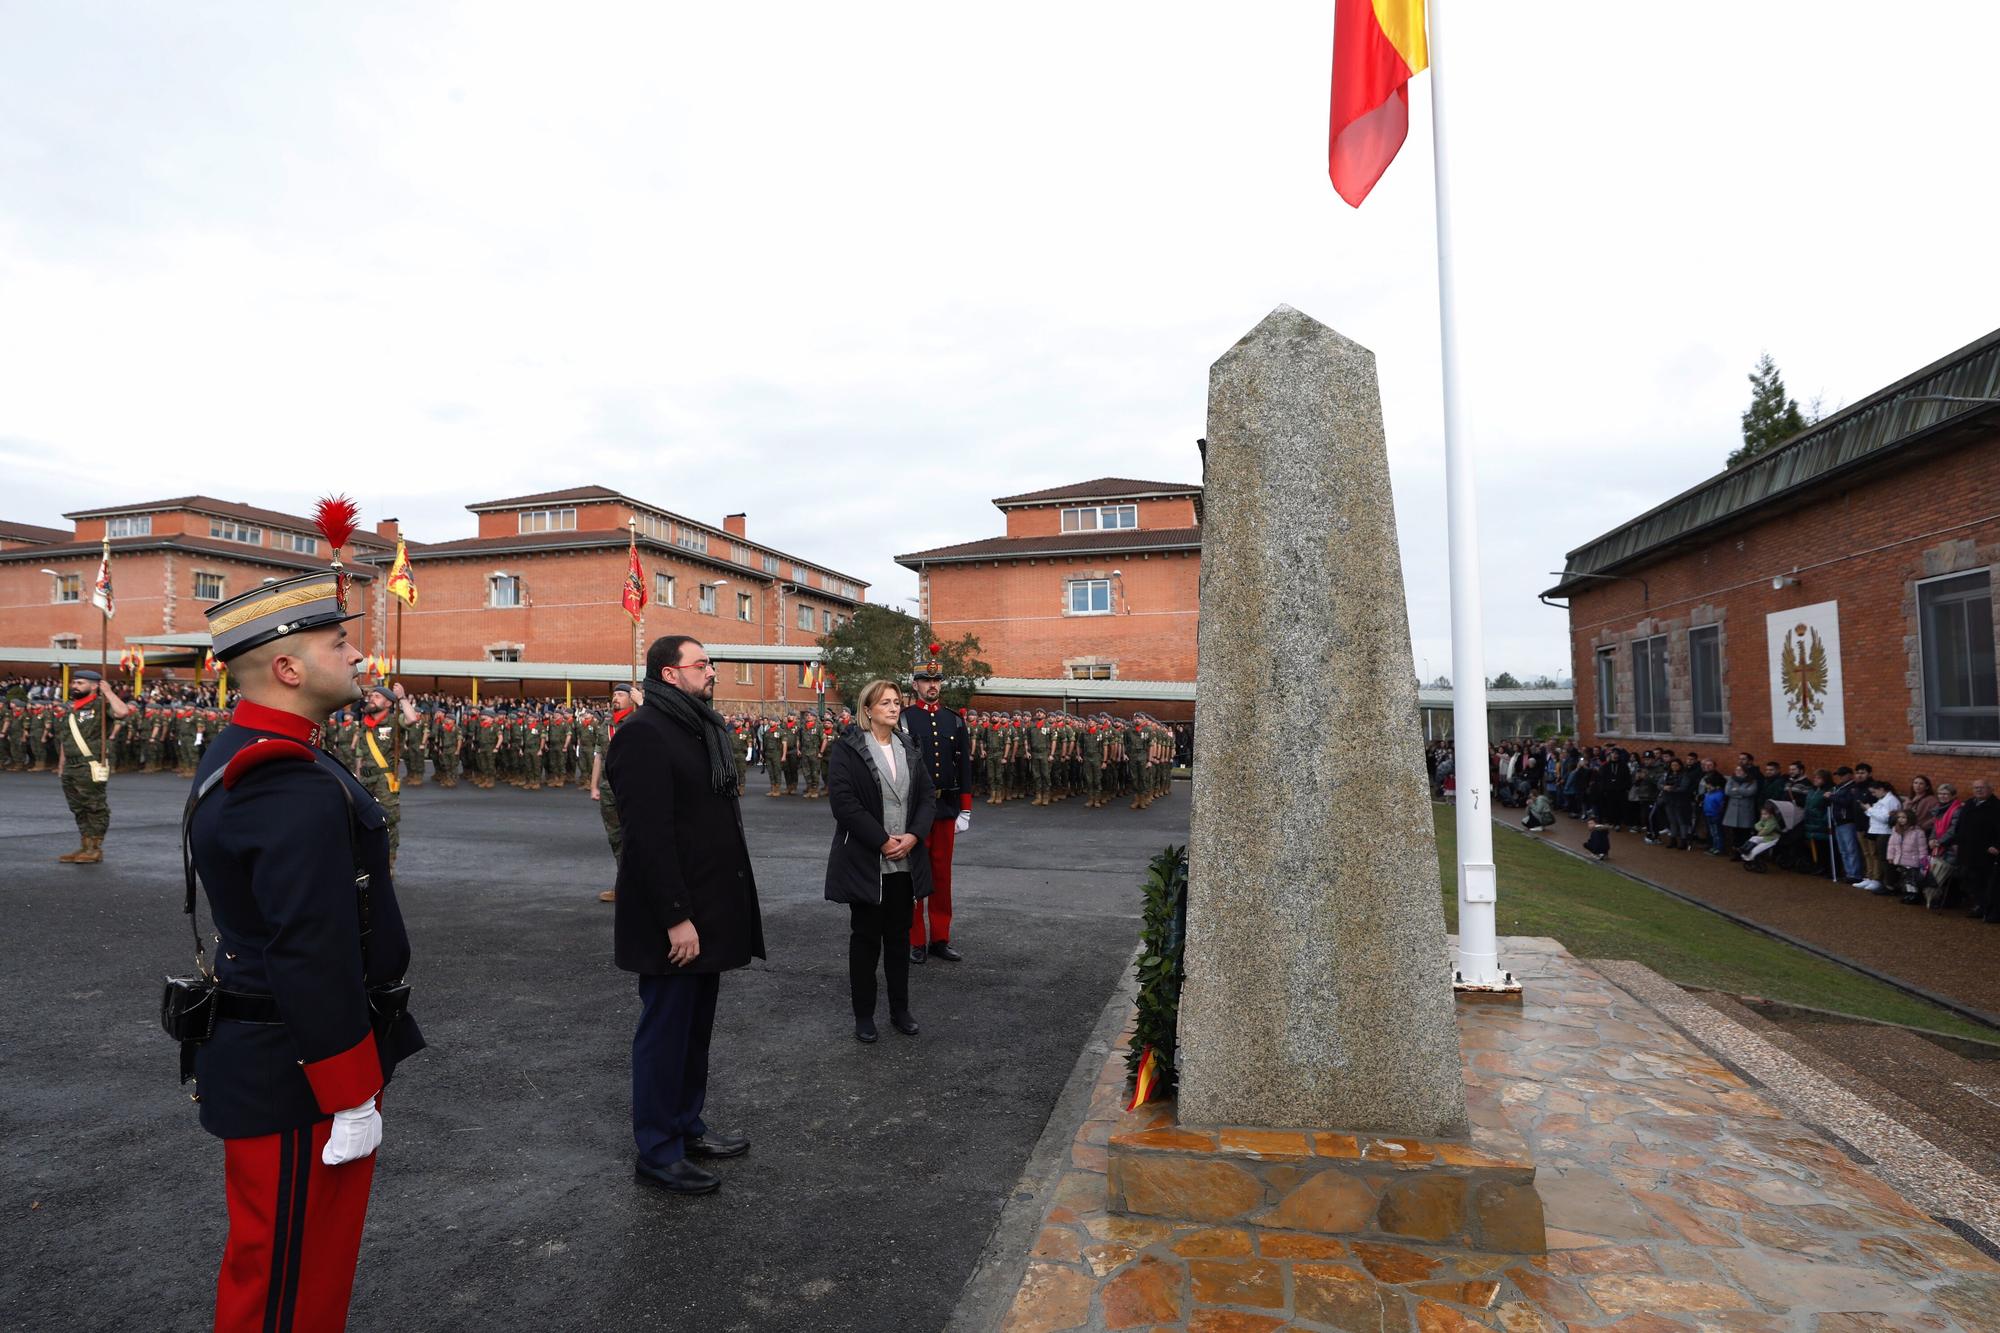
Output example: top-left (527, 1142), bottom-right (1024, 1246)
top-left (944, 947), bottom-right (1140, 1333)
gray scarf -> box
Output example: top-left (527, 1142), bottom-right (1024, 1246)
top-left (642, 677), bottom-right (738, 796)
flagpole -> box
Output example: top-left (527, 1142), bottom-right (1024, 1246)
top-left (628, 519), bottom-right (642, 687)
top-left (97, 539), bottom-right (110, 768)
top-left (1428, 0), bottom-right (1506, 990)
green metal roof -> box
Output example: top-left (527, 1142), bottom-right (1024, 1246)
top-left (1547, 327), bottom-right (2000, 597)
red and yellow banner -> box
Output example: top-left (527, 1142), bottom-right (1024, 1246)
top-left (621, 534), bottom-right (647, 623)
top-left (1329, 0), bottom-right (1428, 207)
top-left (386, 538), bottom-right (418, 608)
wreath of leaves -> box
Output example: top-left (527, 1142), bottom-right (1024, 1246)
top-left (1128, 844), bottom-right (1190, 1095)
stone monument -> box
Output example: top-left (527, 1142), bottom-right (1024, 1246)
top-left (1177, 304), bottom-right (1467, 1135)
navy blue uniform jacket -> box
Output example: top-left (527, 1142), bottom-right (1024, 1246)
top-left (188, 700), bottom-right (424, 1139)
top-left (901, 702), bottom-right (974, 812)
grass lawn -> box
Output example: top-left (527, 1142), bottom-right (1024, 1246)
top-left (1433, 805), bottom-right (1994, 1041)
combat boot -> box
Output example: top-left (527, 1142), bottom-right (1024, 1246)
top-left (765, 784), bottom-right (782, 798)
top-left (72, 836), bottom-right (104, 864)
top-left (57, 839), bottom-right (89, 863)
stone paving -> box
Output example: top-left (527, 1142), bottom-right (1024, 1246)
top-left (996, 938), bottom-right (2000, 1331)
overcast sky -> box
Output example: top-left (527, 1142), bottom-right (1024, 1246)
top-left (5, 3), bottom-right (1997, 682)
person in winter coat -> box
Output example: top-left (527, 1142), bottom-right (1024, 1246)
top-left (1885, 808), bottom-right (1929, 901)
top-left (1521, 790), bottom-right (1556, 832)
top-left (824, 679), bottom-right (936, 1043)
top-left (1659, 759), bottom-right (1697, 849)
top-left (1942, 779), bottom-right (2000, 921)
top-left (1722, 766), bottom-right (1762, 854)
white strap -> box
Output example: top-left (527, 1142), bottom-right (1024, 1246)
top-left (66, 712), bottom-right (93, 762)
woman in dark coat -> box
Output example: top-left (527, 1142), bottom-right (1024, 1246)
top-left (825, 679), bottom-right (936, 1043)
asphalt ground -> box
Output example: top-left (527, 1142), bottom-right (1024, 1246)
top-left (0, 770), bottom-right (1186, 1332)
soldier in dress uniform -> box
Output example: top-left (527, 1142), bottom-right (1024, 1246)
top-left (590, 683), bottom-right (637, 902)
top-left (901, 646), bottom-right (973, 965)
top-left (186, 563), bottom-right (423, 1332)
top-left (54, 669), bottom-right (131, 864)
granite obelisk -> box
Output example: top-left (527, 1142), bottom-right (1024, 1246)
top-left (1175, 305), bottom-right (1467, 1137)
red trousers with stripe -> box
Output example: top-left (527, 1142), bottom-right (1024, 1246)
top-left (216, 1118), bottom-right (376, 1333)
top-left (910, 817), bottom-right (957, 949)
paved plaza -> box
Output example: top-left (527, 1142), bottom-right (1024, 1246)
top-left (0, 771), bottom-right (1188, 1331)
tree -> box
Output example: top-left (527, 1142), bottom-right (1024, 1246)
top-left (817, 603), bottom-right (993, 709)
top-left (1728, 352), bottom-right (1808, 468)
top-left (1524, 673), bottom-right (1563, 689)
top-left (1488, 672), bottom-right (1522, 689)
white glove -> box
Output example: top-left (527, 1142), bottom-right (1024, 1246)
top-left (955, 810), bottom-right (971, 834)
top-left (321, 1098), bottom-right (383, 1166)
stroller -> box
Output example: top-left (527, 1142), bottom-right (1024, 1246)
top-left (1741, 801), bottom-right (1803, 873)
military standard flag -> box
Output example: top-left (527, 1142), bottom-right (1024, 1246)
top-left (1328, 0), bottom-right (1428, 206)
top-left (91, 538), bottom-right (114, 619)
top-left (386, 538), bottom-right (418, 607)
top-left (621, 534), bottom-right (647, 623)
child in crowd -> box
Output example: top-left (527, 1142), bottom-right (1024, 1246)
top-left (1885, 807), bottom-right (1928, 902)
top-left (1522, 790), bottom-right (1555, 832)
top-left (1583, 820), bottom-right (1612, 861)
top-left (1740, 800), bottom-right (1783, 872)
top-left (1701, 782), bottom-right (1727, 855)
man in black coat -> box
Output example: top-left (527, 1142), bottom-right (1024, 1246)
top-left (606, 635), bottom-right (765, 1195)
top-left (1947, 778), bottom-right (2000, 921)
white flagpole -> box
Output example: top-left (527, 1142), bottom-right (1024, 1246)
top-left (1427, 0), bottom-right (1508, 990)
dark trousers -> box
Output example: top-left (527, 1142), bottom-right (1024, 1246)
top-left (851, 872), bottom-right (915, 1017)
top-left (633, 971), bottom-right (719, 1167)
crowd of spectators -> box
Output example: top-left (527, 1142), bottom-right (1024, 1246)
top-left (1425, 740), bottom-right (2000, 923)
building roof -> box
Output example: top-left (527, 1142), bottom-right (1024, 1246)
top-left (991, 478), bottom-right (1201, 507)
top-left (463, 485), bottom-right (624, 512)
top-left (0, 518), bottom-right (70, 545)
top-left (378, 530), bottom-right (863, 604)
top-left (1547, 327), bottom-right (2000, 597)
top-left (0, 533), bottom-right (376, 577)
top-left (60, 496), bottom-right (394, 549)
top-left (896, 526), bottom-right (1202, 567)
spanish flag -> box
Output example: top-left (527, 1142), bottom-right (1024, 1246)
top-left (1126, 1046), bottom-right (1162, 1112)
top-left (386, 538), bottom-right (418, 608)
top-left (1329, 0), bottom-right (1428, 207)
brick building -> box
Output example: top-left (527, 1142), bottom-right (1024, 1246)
top-left (366, 485), bottom-right (866, 710)
top-left (896, 478), bottom-right (1201, 718)
top-left (1548, 327), bottom-right (2000, 793)
top-left (0, 497), bottom-right (386, 669)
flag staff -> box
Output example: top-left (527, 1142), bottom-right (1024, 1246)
top-left (95, 538), bottom-right (111, 767)
top-left (1427, 0), bottom-right (1507, 990)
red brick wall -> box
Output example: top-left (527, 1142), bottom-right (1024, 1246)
top-left (1002, 495), bottom-right (1198, 539)
top-left (922, 548), bottom-right (1200, 682)
top-left (1567, 430), bottom-right (2000, 792)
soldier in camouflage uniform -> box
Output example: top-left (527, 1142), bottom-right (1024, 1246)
top-left (574, 706), bottom-right (604, 797)
top-left (433, 706), bottom-right (463, 788)
top-left (356, 683), bottom-right (419, 863)
top-left (1023, 707), bottom-right (1052, 806)
top-left (402, 703), bottom-right (431, 787)
top-left (795, 709), bottom-right (823, 798)
top-left (760, 716), bottom-right (784, 796)
top-left (730, 714), bottom-right (753, 796)
top-left (472, 708), bottom-right (503, 788)
top-left (1079, 714), bottom-right (1106, 808)
top-left (778, 713), bottom-right (802, 795)
top-left (545, 707), bottom-right (574, 788)
top-left (55, 670), bottom-right (131, 864)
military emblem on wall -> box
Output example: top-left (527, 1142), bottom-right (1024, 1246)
top-left (1765, 600), bottom-right (1845, 746)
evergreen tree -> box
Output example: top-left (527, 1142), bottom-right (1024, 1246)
top-left (1729, 352), bottom-right (1808, 468)
top-left (1488, 671), bottom-right (1522, 689)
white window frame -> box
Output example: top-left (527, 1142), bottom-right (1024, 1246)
top-left (1069, 664), bottom-right (1114, 680)
top-left (51, 633), bottom-right (81, 650)
top-left (53, 573), bottom-right (81, 604)
top-left (737, 592), bottom-right (755, 622)
top-left (821, 609), bottom-right (834, 633)
top-left (656, 573), bottom-right (676, 607)
top-left (105, 516), bottom-right (152, 538)
top-left (210, 518), bottom-right (262, 545)
top-left (193, 571), bottom-right (226, 602)
top-left (698, 583), bottom-right (718, 615)
top-left (674, 526), bottom-right (709, 554)
top-left (1688, 624), bottom-right (1725, 737)
top-left (486, 645), bottom-right (523, 662)
top-left (762, 554), bottom-right (780, 575)
top-left (1630, 634), bottom-right (1670, 735)
top-left (1061, 504), bottom-right (1139, 533)
top-left (797, 603), bottom-right (814, 631)
top-left (1595, 647), bottom-right (1618, 732)
top-left (736, 661), bottom-right (754, 685)
top-left (1066, 578), bottom-right (1113, 616)
top-left (1918, 567), bottom-right (2000, 745)
top-left (517, 508), bottom-right (577, 534)
top-left (273, 531), bottom-right (320, 555)
top-left (489, 575), bottom-right (522, 608)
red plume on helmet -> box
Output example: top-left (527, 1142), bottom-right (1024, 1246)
top-left (313, 494), bottom-right (361, 610)
top-left (928, 642), bottom-right (941, 655)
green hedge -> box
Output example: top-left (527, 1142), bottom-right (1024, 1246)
top-left (1128, 844), bottom-right (1189, 1097)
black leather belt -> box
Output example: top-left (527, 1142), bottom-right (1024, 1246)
top-left (215, 990), bottom-right (282, 1024)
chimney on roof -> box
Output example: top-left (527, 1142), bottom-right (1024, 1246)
top-left (377, 518), bottom-right (400, 545)
top-left (723, 513), bottom-right (747, 538)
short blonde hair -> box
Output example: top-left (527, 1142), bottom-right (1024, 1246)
top-left (856, 678), bottom-right (901, 716)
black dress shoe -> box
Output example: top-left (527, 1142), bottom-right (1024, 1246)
top-left (909, 946), bottom-right (927, 965)
top-left (634, 1158), bottom-right (721, 1195)
top-left (687, 1131), bottom-right (749, 1159)
top-left (928, 941), bottom-right (964, 963)
top-left (855, 1017), bottom-right (878, 1043)
top-left (890, 1010), bottom-right (920, 1037)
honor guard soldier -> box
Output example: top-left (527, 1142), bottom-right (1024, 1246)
top-left (902, 644), bottom-right (973, 965)
top-left (183, 538), bottom-right (423, 1331)
top-left (55, 669), bottom-right (131, 863)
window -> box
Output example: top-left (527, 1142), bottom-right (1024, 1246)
top-left (798, 604), bottom-right (814, 631)
top-left (486, 646), bottom-right (522, 662)
top-left (737, 592), bottom-right (754, 622)
top-left (792, 564), bottom-right (807, 582)
top-left (210, 518), bottom-right (262, 545)
top-left (105, 516), bottom-right (151, 538)
top-left (762, 554), bottom-right (780, 575)
top-left (1595, 647), bottom-right (1617, 731)
top-left (699, 583), bottom-right (717, 615)
top-left (736, 662), bottom-right (754, 685)
top-left (274, 531), bottom-right (320, 555)
top-left (489, 575), bottom-right (521, 608)
top-left (1631, 635), bottom-right (1670, 734)
top-left (821, 610), bottom-right (834, 633)
top-left (1920, 569), bottom-right (2000, 743)
top-left (51, 634), bottom-right (81, 650)
top-left (517, 508), bottom-right (576, 534)
top-left (1070, 664), bottom-right (1113, 680)
top-left (656, 573), bottom-right (676, 607)
top-left (1061, 504), bottom-right (1139, 532)
top-left (1689, 625), bottom-right (1724, 735)
top-left (633, 512), bottom-right (672, 542)
top-left (194, 572), bottom-right (225, 601)
top-left (1067, 579), bottom-right (1112, 615)
top-left (674, 526), bottom-right (709, 554)
top-left (729, 543), bottom-right (751, 565)
top-left (53, 574), bottom-right (81, 603)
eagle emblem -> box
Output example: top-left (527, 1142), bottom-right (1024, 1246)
top-left (1780, 622), bottom-right (1829, 730)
